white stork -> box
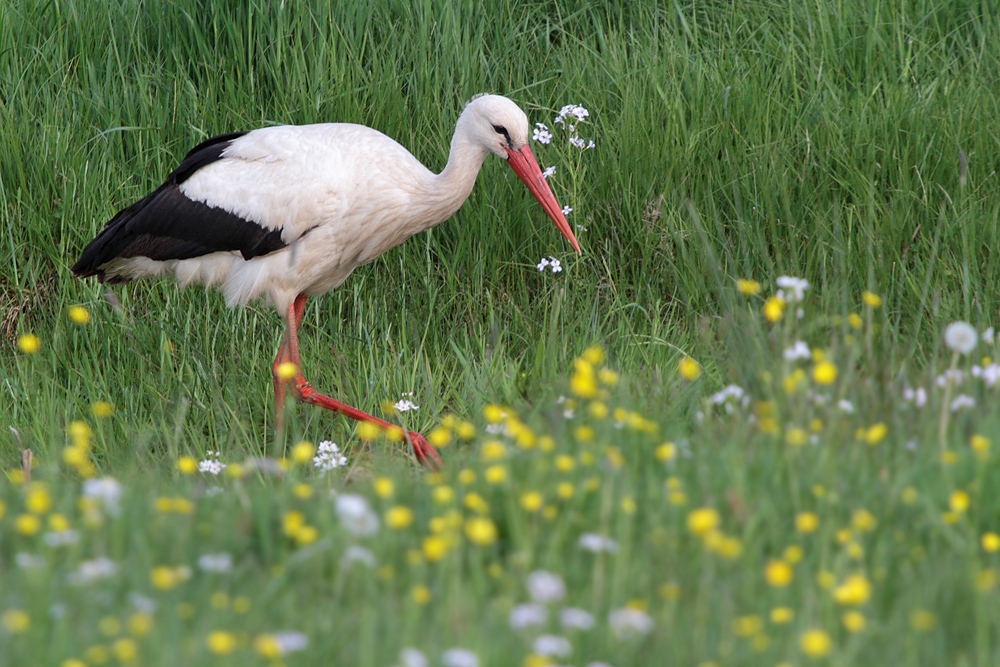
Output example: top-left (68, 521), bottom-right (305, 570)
top-left (72, 94), bottom-right (581, 469)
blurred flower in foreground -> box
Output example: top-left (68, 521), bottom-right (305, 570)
top-left (736, 279), bottom-right (761, 295)
top-left (526, 571), bottom-right (566, 604)
top-left (442, 648), bottom-right (479, 667)
top-left (677, 357), bottom-right (702, 380)
top-left (944, 321), bottom-right (977, 354)
top-left (335, 494), bottom-right (379, 537)
top-left (609, 608), bottom-right (654, 638)
top-left (17, 334), bottom-right (40, 354)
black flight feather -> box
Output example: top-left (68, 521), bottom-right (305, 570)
top-left (71, 131), bottom-right (287, 282)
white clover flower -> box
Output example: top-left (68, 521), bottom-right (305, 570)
top-left (578, 533), bottom-right (619, 554)
top-left (397, 648), bottom-right (428, 667)
top-left (608, 608), bottom-right (654, 639)
top-left (561, 205), bottom-right (573, 216)
top-left (313, 440), bottom-right (347, 471)
top-left (43, 530), bottom-right (80, 547)
top-left (198, 553), bottom-right (233, 573)
top-left (783, 341), bottom-right (811, 361)
top-left (775, 276), bottom-right (810, 302)
top-left (509, 603), bottom-right (548, 630)
top-left (944, 321), bottom-right (978, 354)
top-left (67, 557), bottom-right (118, 585)
top-left (533, 123), bottom-right (553, 144)
top-left (542, 166), bottom-right (556, 179)
top-left (950, 394), bottom-right (975, 411)
top-left (559, 607), bottom-right (595, 631)
top-left (341, 545), bottom-right (376, 568)
top-left (82, 477), bottom-right (122, 515)
top-left (15, 552), bottom-right (45, 570)
top-left (335, 494), bottom-right (379, 537)
top-left (271, 631), bottom-right (309, 654)
top-left (442, 648), bottom-right (479, 667)
top-left (526, 570), bottom-right (566, 604)
top-left (533, 635), bottom-right (572, 658)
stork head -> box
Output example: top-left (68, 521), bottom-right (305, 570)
top-left (462, 94), bottom-right (582, 254)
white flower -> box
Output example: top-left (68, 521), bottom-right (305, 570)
top-left (128, 593), bottom-right (157, 613)
top-left (271, 631), bottom-right (309, 654)
top-left (509, 603), bottom-right (548, 630)
top-left (563, 408), bottom-right (575, 419)
top-left (982, 326), bottom-right (995, 342)
top-left (577, 533), bottom-right (619, 553)
top-left (397, 648), bottom-right (428, 667)
top-left (533, 635), bottom-right (572, 658)
top-left (394, 399), bottom-right (419, 412)
top-left (335, 494), bottom-right (379, 537)
top-left (549, 258), bottom-right (563, 273)
top-left (542, 166), bottom-right (556, 179)
top-left (782, 341), bottom-right (811, 361)
top-left (775, 276), bottom-right (810, 302)
top-left (485, 423), bottom-right (505, 434)
top-left (950, 394), bottom-right (975, 411)
top-left (979, 363), bottom-right (1000, 387)
top-left (442, 648), bottom-right (479, 667)
top-left (82, 477), bottom-right (122, 515)
top-left (15, 552), bottom-right (45, 570)
top-left (709, 385), bottom-right (745, 405)
top-left (559, 607), bottom-right (595, 631)
top-left (587, 663), bottom-right (614, 667)
top-left (533, 123), bottom-right (552, 144)
top-left (526, 570), bottom-right (566, 604)
top-left (67, 557), bottom-right (118, 585)
top-left (902, 387), bottom-right (927, 407)
top-left (198, 553), bottom-right (233, 573)
top-left (43, 530), bottom-right (80, 547)
top-left (198, 455), bottom-right (226, 475)
top-left (536, 257), bottom-right (550, 271)
top-left (397, 648), bottom-right (427, 667)
top-left (313, 440), bottom-right (347, 471)
top-left (561, 205), bottom-right (573, 216)
top-left (944, 321), bottom-right (978, 354)
top-left (608, 608), bottom-right (654, 638)
top-left (837, 399), bottom-right (855, 413)
top-left (341, 545), bottom-right (376, 568)
top-left (555, 104), bottom-right (590, 123)
top-left (936, 369), bottom-right (966, 387)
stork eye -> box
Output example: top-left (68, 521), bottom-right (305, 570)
top-left (491, 124), bottom-right (507, 135)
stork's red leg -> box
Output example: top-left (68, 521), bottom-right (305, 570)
top-left (273, 294), bottom-right (442, 470)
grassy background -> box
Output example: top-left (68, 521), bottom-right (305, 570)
top-left (3, 0), bottom-right (1000, 665)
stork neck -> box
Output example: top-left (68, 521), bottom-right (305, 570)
top-left (419, 129), bottom-right (491, 227)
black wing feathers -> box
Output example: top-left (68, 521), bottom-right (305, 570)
top-left (71, 131), bottom-right (287, 282)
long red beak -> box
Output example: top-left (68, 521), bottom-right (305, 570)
top-left (505, 145), bottom-right (582, 254)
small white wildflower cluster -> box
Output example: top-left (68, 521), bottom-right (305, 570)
top-left (532, 122), bottom-right (553, 144)
top-left (441, 648), bottom-right (479, 667)
top-left (708, 385), bottom-right (749, 414)
top-left (313, 441), bottom-right (347, 471)
top-left (82, 477), bottom-right (122, 515)
top-left (775, 276), bottom-right (810, 302)
top-left (783, 341), bottom-right (812, 361)
top-left (578, 533), bottom-right (619, 554)
top-left (67, 557), bottom-right (118, 586)
top-left (197, 552), bottom-right (233, 573)
top-left (537, 256), bottom-right (563, 273)
top-left (394, 392), bottom-right (419, 412)
top-left (554, 104), bottom-right (596, 149)
top-left (199, 451), bottom-right (226, 475)
top-left (608, 607), bottom-right (654, 639)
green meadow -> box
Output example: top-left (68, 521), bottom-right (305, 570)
top-left (3, 0), bottom-right (1000, 664)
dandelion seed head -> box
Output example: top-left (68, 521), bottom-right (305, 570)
top-left (945, 321), bottom-right (978, 354)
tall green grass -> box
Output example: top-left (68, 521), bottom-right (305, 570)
top-left (2, 1), bottom-right (1000, 663)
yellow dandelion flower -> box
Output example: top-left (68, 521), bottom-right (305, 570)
top-left (949, 490), bottom-right (970, 513)
top-left (847, 312), bottom-right (863, 329)
top-left (621, 496), bottom-right (637, 514)
top-left (1, 609), bottom-right (30, 633)
top-left (483, 404), bottom-right (506, 423)
top-left (538, 435), bottom-right (556, 452)
top-left (463, 492), bottom-right (489, 514)
top-left (770, 607), bottom-right (794, 624)
top-left (176, 456), bottom-right (198, 474)
top-left (573, 425), bottom-right (594, 442)
top-left (598, 367), bottom-right (619, 385)
top-left (127, 612), bottom-right (153, 637)
top-left (385, 506), bottom-right (414, 529)
top-left (970, 434), bottom-right (991, 455)
top-left (582, 345), bottom-right (605, 365)
top-left (785, 427), bottom-right (809, 447)
top-left (668, 490), bottom-right (687, 505)
top-left (17, 334), bottom-right (40, 354)
top-left (816, 570), bottom-right (835, 589)
top-left (290, 440), bottom-right (315, 464)
top-left (292, 483), bottom-right (313, 499)
top-left (687, 507), bottom-right (720, 536)
top-left (861, 291), bottom-right (881, 308)
top-left (556, 482), bottom-right (574, 500)
top-left (428, 426), bottom-right (451, 447)
top-left (484, 465), bottom-right (507, 484)
top-left (940, 450), bottom-right (958, 465)
top-left (677, 356), bottom-right (702, 380)
top-left (464, 517), bottom-right (498, 545)
top-left (25, 484), bottom-right (52, 515)
top-left (851, 509), bottom-right (877, 532)
top-left (799, 628), bottom-right (832, 657)
top-left (432, 486), bottom-right (454, 504)
top-left (97, 615), bottom-right (121, 637)
top-left (812, 361), bottom-right (837, 385)
top-left (796, 512), bottom-right (819, 533)
top-left (909, 609), bottom-right (935, 632)
top-left (455, 421), bottom-right (476, 440)
top-left (975, 568), bottom-right (996, 592)
top-left (206, 631), bottom-right (236, 655)
top-left (736, 279), bottom-right (762, 295)
top-left (982, 532), bottom-right (1000, 552)
top-left (356, 421), bottom-right (382, 441)
top-left (254, 634), bottom-right (281, 658)
top-left (520, 491), bottom-right (544, 512)
top-left (763, 296), bottom-right (785, 322)
top-left (15, 514), bottom-right (40, 535)
top-left (275, 361), bottom-right (298, 380)
top-left (411, 585), bottom-right (431, 605)
top-left (90, 401), bottom-right (114, 418)
top-left (232, 597), bottom-right (251, 614)
top-left (864, 423), bottom-right (888, 445)
top-left (68, 305), bottom-right (91, 324)
top-left (372, 476), bottom-right (394, 498)
top-left (842, 611), bottom-right (865, 632)
top-left (809, 418), bottom-right (823, 432)
top-left (457, 469), bottom-right (476, 485)
top-left (655, 442), bottom-right (676, 461)
top-left (150, 566), bottom-right (181, 591)
top-left (784, 545), bottom-right (804, 563)
top-left (112, 638), bottom-right (138, 662)
top-left (765, 560), bottom-right (794, 587)
top-left (733, 615), bottom-right (763, 637)
top-left (421, 536), bottom-right (447, 562)
top-left (570, 359), bottom-right (597, 398)
top-left (833, 574), bottom-right (871, 605)
top-left (480, 440), bottom-right (506, 461)
top-left (554, 454), bottom-right (575, 472)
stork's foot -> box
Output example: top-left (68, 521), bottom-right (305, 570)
top-left (406, 431), bottom-right (443, 471)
